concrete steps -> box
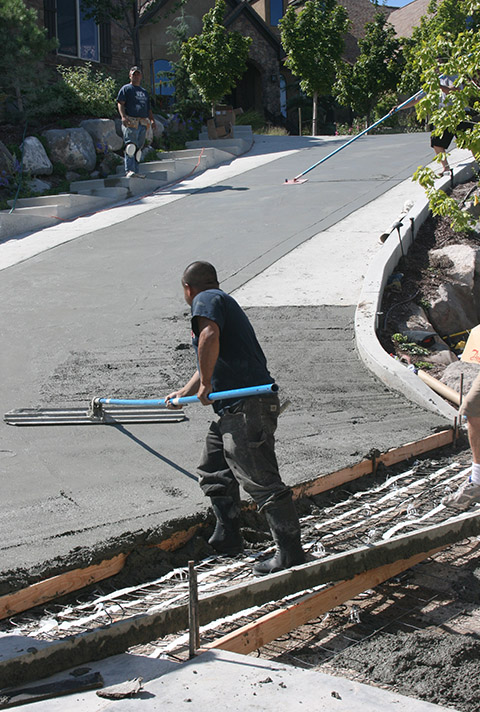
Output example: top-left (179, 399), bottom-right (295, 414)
top-left (0, 145), bottom-right (240, 242)
top-left (186, 137), bottom-right (251, 156)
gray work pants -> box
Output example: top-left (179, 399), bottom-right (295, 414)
top-left (197, 395), bottom-right (291, 511)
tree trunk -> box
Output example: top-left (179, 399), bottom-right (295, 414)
top-left (312, 91), bottom-right (318, 136)
top-left (14, 81), bottom-right (24, 116)
top-left (132, 1), bottom-right (141, 66)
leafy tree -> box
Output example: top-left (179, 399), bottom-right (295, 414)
top-left (181, 0), bottom-right (252, 116)
top-left (407, 0), bottom-right (480, 230)
top-left (165, 8), bottom-right (207, 118)
top-left (334, 13), bottom-right (401, 125)
top-left (279, 0), bottom-right (349, 135)
top-left (0, 0), bottom-right (56, 115)
top-left (82, 0), bottom-right (186, 66)
top-left (400, 0), bottom-right (476, 95)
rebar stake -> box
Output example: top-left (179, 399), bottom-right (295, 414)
top-left (188, 560), bottom-right (200, 658)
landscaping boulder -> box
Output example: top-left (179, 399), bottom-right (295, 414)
top-left (80, 118), bottom-right (123, 152)
top-left (21, 136), bottom-right (53, 176)
top-left (428, 281), bottom-right (479, 336)
top-left (427, 244), bottom-right (480, 335)
top-left (29, 177), bottom-right (51, 193)
top-left (152, 115), bottom-right (165, 137)
top-left (42, 128), bottom-right (97, 172)
top-left (440, 361), bottom-right (480, 394)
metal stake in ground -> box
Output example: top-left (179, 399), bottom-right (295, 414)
top-left (188, 560), bottom-right (200, 658)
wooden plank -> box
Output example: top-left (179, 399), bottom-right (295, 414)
top-left (379, 429), bottom-right (454, 468)
top-left (156, 525), bottom-right (202, 552)
top-left (203, 546), bottom-right (443, 655)
top-left (0, 554), bottom-right (127, 621)
top-left (2, 510), bottom-right (479, 689)
top-left (293, 459), bottom-right (373, 498)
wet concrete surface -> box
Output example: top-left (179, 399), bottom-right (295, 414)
top-left (0, 133), bottom-right (449, 587)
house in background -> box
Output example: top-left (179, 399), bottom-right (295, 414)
top-left (140, 0), bottom-right (285, 122)
top-left (22, 0), bottom-right (432, 130)
top-left (27, 0), bottom-right (134, 73)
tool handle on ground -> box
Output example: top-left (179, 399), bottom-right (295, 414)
top-left (293, 90), bottom-right (424, 182)
top-left (95, 383), bottom-right (279, 408)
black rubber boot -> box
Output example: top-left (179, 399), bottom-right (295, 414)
top-left (253, 495), bottom-right (305, 576)
top-left (208, 496), bottom-right (244, 555)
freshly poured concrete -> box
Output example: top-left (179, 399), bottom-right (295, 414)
top-left (0, 133), bottom-right (454, 584)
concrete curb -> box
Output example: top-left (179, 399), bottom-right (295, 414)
top-left (355, 154), bottom-right (477, 421)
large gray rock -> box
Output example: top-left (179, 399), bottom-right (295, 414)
top-left (21, 136), bottom-right (53, 176)
top-left (80, 118), bottom-right (123, 152)
top-left (42, 128), bottom-right (97, 172)
top-left (427, 244), bottom-right (480, 335)
top-left (428, 281), bottom-right (478, 336)
top-left (441, 361), bottom-right (480, 394)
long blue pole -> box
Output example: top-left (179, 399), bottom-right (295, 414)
top-left (290, 90), bottom-right (424, 182)
top-left (96, 383), bottom-right (279, 408)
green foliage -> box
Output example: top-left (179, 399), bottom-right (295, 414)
top-left (417, 297), bottom-right (432, 310)
top-left (0, 0), bottom-right (57, 114)
top-left (279, 0), bottom-right (349, 99)
top-left (414, 361), bottom-right (434, 370)
top-left (235, 110), bottom-right (265, 131)
top-left (413, 166), bottom-right (475, 233)
top-left (166, 8), bottom-right (208, 119)
top-left (181, 0), bottom-right (252, 111)
top-left (392, 332), bottom-right (430, 356)
top-left (398, 0), bottom-right (480, 232)
top-left (334, 13), bottom-right (401, 124)
top-left (57, 63), bottom-right (120, 117)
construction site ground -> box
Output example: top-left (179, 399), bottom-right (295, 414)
top-left (1, 135), bottom-right (479, 710)
top-left (1, 441), bottom-right (479, 711)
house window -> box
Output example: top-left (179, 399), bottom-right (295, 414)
top-left (154, 59), bottom-right (175, 104)
top-left (270, 0), bottom-right (284, 26)
top-left (57, 0), bottom-right (100, 61)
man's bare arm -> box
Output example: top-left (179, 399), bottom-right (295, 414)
top-left (196, 317), bottom-right (220, 405)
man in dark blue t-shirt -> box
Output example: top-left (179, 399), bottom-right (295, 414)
top-left (117, 66), bottom-right (155, 178)
top-left (166, 261), bottom-right (305, 575)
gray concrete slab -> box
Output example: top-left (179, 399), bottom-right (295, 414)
top-left (0, 648), bottom-right (458, 712)
top-left (0, 134), bottom-right (450, 586)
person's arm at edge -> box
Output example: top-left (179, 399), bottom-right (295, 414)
top-left (117, 100), bottom-right (129, 127)
top-left (196, 317), bottom-right (220, 405)
top-left (165, 370), bottom-right (201, 409)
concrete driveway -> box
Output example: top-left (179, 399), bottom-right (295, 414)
top-left (0, 133), bottom-right (449, 585)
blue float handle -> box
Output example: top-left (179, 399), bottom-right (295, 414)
top-left (292, 90), bottom-right (424, 182)
top-left (95, 383), bottom-right (279, 408)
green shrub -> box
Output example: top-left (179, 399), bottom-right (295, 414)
top-left (235, 110), bottom-right (265, 131)
top-left (57, 63), bottom-right (120, 117)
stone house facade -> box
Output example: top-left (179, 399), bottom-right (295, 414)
top-left (140, 0), bottom-right (284, 120)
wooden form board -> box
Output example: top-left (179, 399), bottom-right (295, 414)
top-left (0, 554), bottom-right (126, 621)
top-left (2, 508), bottom-right (479, 689)
top-left (0, 430), bottom-right (454, 623)
top-left (203, 546), bottom-right (443, 655)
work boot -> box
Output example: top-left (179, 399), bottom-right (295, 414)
top-left (253, 495), bottom-right (305, 576)
top-left (208, 496), bottom-right (244, 555)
